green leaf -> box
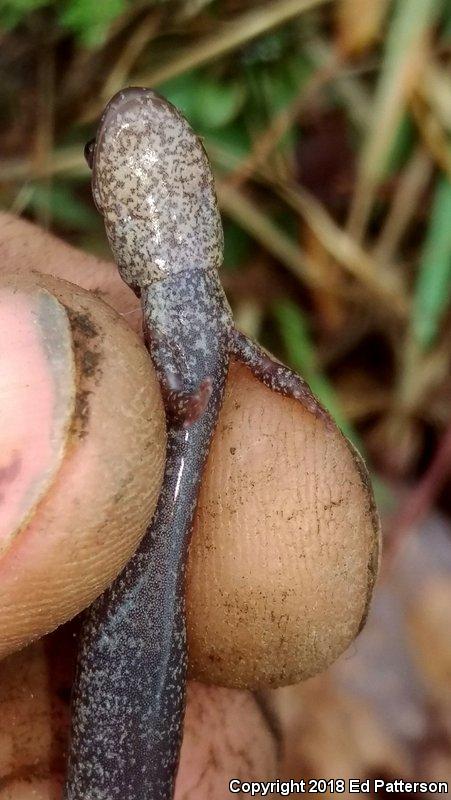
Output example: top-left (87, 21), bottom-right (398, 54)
top-left (0, 0), bottom-right (51, 28)
top-left (413, 175), bottom-right (451, 349)
top-left (58, 0), bottom-right (126, 47)
top-left (158, 72), bottom-right (201, 121)
top-left (441, 0), bottom-right (451, 41)
top-left (160, 72), bottom-right (245, 132)
top-left (243, 62), bottom-right (269, 131)
top-left (262, 53), bottom-right (311, 114)
top-left (27, 182), bottom-right (97, 230)
top-left (242, 51), bottom-right (312, 159)
top-left (206, 122), bottom-right (251, 162)
top-left (222, 219), bottom-right (252, 271)
top-left (195, 78), bottom-right (245, 130)
top-left (241, 29), bottom-right (289, 66)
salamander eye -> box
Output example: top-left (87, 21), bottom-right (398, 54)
top-left (84, 138), bottom-right (96, 169)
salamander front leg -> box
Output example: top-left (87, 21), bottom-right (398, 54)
top-left (230, 328), bottom-right (332, 429)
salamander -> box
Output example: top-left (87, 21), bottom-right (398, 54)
top-left (64, 87), bottom-right (328, 800)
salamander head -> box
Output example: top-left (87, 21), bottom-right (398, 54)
top-left (86, 87), bottom-right (223, 290)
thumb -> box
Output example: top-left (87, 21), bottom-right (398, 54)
top-left (0, 272), bottom-right (166, 657)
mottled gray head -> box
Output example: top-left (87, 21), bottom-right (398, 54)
top-left (87, 87), bottom-right (224, 289)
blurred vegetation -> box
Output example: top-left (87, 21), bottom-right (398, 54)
top-left (1, 0), bottom-right (451, 522)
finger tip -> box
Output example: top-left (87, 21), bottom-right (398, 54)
top-left (187, 359), bottom-right (380, 688)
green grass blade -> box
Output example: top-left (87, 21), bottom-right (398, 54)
top-left (273, 298), bottom-right (357, 441)
top-left (362, 0), bottom-right (442, 184)
top-left (413, 175), bottom-right (451, 349)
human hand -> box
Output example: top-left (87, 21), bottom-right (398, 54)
top-left (0, 212), bottom-right (378, 798)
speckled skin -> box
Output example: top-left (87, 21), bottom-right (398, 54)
top-left (92, 87), bottom-right (223, 290)
top-left (64, 87), bottom-right (328, 800)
